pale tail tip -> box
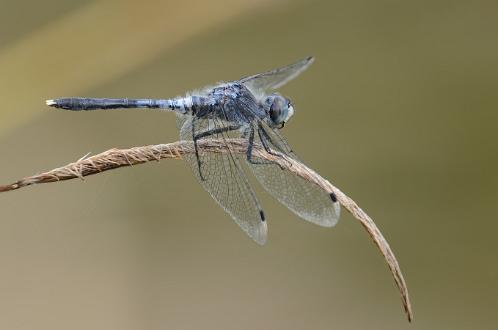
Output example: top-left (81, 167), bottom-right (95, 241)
top-left (46, 99), bottom-right (56, 106)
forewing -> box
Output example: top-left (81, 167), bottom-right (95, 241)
top-left (239, 57), bottom-right (314, 94)
top-left (177, 113), bottom-right (267, 245)
top-left (247, 122), bottom-right (340, 227)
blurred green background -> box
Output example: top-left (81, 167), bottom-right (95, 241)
top-left (0, 0), bottom-right (497, 329)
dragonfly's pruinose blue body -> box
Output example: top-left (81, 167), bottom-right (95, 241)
top-left (47, 57), bottom-right (340, 244)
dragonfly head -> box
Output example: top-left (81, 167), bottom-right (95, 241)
top-left (263, 93), bottom-right (294, 129)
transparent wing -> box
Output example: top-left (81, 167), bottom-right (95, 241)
top-left (239, 56), bottom-right (314, 93)
top-left (177, 113), bottom-right (268, 245)
top-left (246, 121), bottom-right (340, 227)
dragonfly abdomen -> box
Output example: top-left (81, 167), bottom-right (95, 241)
top-left (46, 97), bottom-right (193, 113)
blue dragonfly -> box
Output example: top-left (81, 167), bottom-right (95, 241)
top-left (47, 57), bottom-right (340, 244)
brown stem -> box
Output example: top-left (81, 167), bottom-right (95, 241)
top-left (0, 138), bottom-right (412, 321)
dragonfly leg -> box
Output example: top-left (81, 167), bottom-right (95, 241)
top-left (191, 118), bottom-right (205, 180)
top-left (246, 126), bottom-right (275, 166)
top-left (256, 124), bottom-right (287, 170)
top-left (192, 122), bottom-right (241, 180)
top-left (194, 125), bottom-right (241, 140)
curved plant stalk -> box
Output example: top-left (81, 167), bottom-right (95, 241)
top-left (0, 139), bottom-right (413, 321)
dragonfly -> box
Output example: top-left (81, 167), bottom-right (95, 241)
top-left (46, 56), bottom-right (340, 245)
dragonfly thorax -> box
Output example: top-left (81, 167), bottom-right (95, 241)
top-left (263, 93), bottom-right (294, 129)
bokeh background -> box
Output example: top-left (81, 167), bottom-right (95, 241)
top-left (0, 0), bottom-right (497, 329)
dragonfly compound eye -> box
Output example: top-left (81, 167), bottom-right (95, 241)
top-left (267, 94), bottom-right (292, 128)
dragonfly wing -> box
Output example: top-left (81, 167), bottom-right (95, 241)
top-left (246, 121), bottom-right (340, 227)
top-left (239, 56), bottom-right (314, 93)
top-left (177, 113), bottom-right (267, 245)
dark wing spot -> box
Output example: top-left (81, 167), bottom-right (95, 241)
top-left (259, 210), bottom-right (266, 222)
top-left (330, 192), bottom-right (338, 203)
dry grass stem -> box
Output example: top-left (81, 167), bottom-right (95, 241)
top-left (0, 139), bottom-right (412, 321)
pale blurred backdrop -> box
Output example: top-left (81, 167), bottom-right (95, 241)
top-left (0, 0), bottom-right (497, 329)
